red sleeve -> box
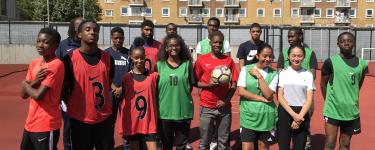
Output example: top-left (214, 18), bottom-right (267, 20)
top-left (194, 58), bottom-right (203, 82)
top-left (41, 60), bottom-right (65, 88)
top-left (230, 59), bottom-right (239, 82)
top-left (25, 61), bottom-right (34, 81)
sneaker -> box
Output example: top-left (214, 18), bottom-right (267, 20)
top-left (186, 143), bottom-right (193, 150)
top-left (209, 142), bottom-right (218, 150)
top-left (123, 140), bottom-right (129, 150)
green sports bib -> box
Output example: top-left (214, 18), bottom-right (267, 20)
top-left (199, 38), bottom-right (226, 55)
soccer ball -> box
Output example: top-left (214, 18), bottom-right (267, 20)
top-left (211, 66), bottom-right (232, 84)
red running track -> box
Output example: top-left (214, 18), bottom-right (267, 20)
top-left (0, 64), bottom-right (374, 150)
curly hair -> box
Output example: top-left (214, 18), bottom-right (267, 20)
top-left (158, 34), bottom-right (192, 62)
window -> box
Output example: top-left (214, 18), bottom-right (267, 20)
top-left (314, 8), bottom-right (321, 18)
top-left (130, 7), bottom-right (142, 16)
top-left (257, 8), bottom-right (265, 17)
top-left (105, 0), bottom-right (113, 3)
top-left (121, 7), bottom-right (128, 16)
top-left (202, 8), bottom-right (210, 17)
top-left (350, 0), bottom-right (357, 2)
top-left (105, 10), bottom-right (114, 17)
top-left (366, 0), bottom-right (374, 2)
top-left (365, 24), bottom-right (374, 27)
top-left (349, 9), bottom-right (356, 18)
top-left (144, 8), bottom-right (152, 17)
top-left (273, 8), bottom-right (282, 17)
top-left (291, 8), bottom-right (299, 17)
top-left (315, 0), bottom-right (322, 2)
top-left (239, 8), bottom-right (247, 17)
top-left (216, 8), bottom-right (224, 17)
top-left (291, 0), bottom-right (300, 2)
top-left (179, 7), bottom-right (187, 17)
top-left (366, 9), bottom-right (373, 18)
top-left (162, 8), bottom-right (170, 17)
top-left (327, 0), bottom-right (335, 2)
top-left (257, 0), bottom-right (265, 1)
top-left (326, 8), bottom-right (334, 18)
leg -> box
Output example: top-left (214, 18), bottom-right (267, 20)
top-left (258, 140), bottom-right (269, 150)
top-left (199, 107), bottom-right (216, 150)
top-left (159, 120), bottom-right (175, 150)
top-left (20, 129), bottom-right (34, 150)
top-left (277, 107), bottom-right (292, 150)
top-left (242, 142), bottom-right (255, 150)
top-left (70, 118), bottom-right (93, 150)
top-left (32, 130), bottom-right (60, 150)
top-left (324, 120), bottom-right (339, 150)
top-left (128, 140), bottom-right (140, 150)
top-left (217, 108), bottom-right (231, 150)
top-left (305, 99), bottom-right (314, 150)
top-left (93, 117), bottom-right (115, 150)
top-left (338, 117), bottom-right (360, 150)
top-left (175, 120), bottom-right (191, 150)
top-left (339, 133), bottom-right (352, 150)
top-left (145, 141), bottom-right (158, 150)
top-left (61, 110), bottom-right (72, 150)
top-left (291, 128), bottom-right (308, 150)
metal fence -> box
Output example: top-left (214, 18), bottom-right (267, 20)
top-left (1, 21), bottom-right (375, 61)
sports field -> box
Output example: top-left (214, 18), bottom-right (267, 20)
top-left (0, 63), bottom-right (374, 150)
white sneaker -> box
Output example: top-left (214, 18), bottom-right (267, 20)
top-left (209, 142), bottom-right (218, 150)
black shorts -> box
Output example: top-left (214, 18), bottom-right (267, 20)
top-left (21, 129), bottom-right (60, 150)
top-left (123, 133), bottom-right (158, 142)
top-left (240, 127), bottom-right (275, 143)
top-left (324, 116), bottom-right (361, 135)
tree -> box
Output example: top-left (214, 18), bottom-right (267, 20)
top-left (16, 0), bottom-right (102, 21)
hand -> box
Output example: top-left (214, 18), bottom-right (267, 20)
top-left (34, 68), bottom-right (47, 83)
top-left (216, 100), bottom-right (226, 108)
top-left (292, 114), bottom-right (305, 123)
top-left (291, 121), bottom-right (300, 129)
top-left (249, 68), bottom-right (262, 79)
top-left (259, 96), bottom-right (271, 103)
top-left (112, 87), bottom-right (122, 98)
top-left (207, 79), bottom-right (220, 88)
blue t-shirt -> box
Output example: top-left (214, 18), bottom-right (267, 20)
top-left (55, 37), bottom-right (80, 58)
top-left (105, 47), bottom-right (131, 87)
top-left (236, 40), bottom-right (265, 65)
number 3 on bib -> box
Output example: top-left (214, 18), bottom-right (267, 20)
top-left (93, 82), bottom-right (105, 110)
top-left (135, 96), bottom-right (147, 120)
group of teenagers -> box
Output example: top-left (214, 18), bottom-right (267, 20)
top-left (20, 16), bottom-right (368, 150)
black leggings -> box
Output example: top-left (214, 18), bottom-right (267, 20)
top-left (277, 106), bottom-right (310, 150)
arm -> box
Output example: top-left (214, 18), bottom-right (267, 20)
top-left (320, 59), bottom-right (332, 100)
top-left (298, 90), bottom-right (313, 117)
top-left (22, 80), bottom-right (49, 101)
top-left (309, 51), bottom-right (318, 79)
top-left (249, 68), bottom-right (274, 99)
top-left (238, 59), bottom-right (245, 70)
top-left (359, 66), bottom-right (369, 89)
top-left (21, 68), bottom-right (47, 99)
top-left (238, 87), bottom-right (268, 102)
top-left (276, 52), bottom-right (285, 72)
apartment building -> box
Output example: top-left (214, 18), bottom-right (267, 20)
top-left (98, 0), bottom-right (375, 27)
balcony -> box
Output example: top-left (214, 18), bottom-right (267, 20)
top-left (187, 14), bottom-right (203, 24)
top-left (224, 0), bottom-right (240, 8)
top-left (224, 15), bottom-right (239, 24)
top-left (300, 15), bottom-right (315, 24)
top-left (129, 0), bottom-right (144, 7)
top-left (335, 16), bottom-right (350, 24)
top-left (188, 0), bottom-right (203, 7)
top-left (336, 0), bottom-right (350, 8)
top-left (300, 0), bottom-right (315, 8)
top-left (128, 16), bottom-right (145, 23)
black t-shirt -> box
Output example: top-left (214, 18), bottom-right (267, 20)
top-left (321, 56), bottom-right (368, 84)
top-left (277, 48), bottom-right (318, 69)
top-left (236, 40), bottom-right (266, 65)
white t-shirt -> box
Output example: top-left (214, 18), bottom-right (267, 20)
top-left (278, 67), bottom-right (315, 106)
top-left (195, 37), bottom-right (231, 54)
top-left (237, 66), bottom-right (278, 92)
